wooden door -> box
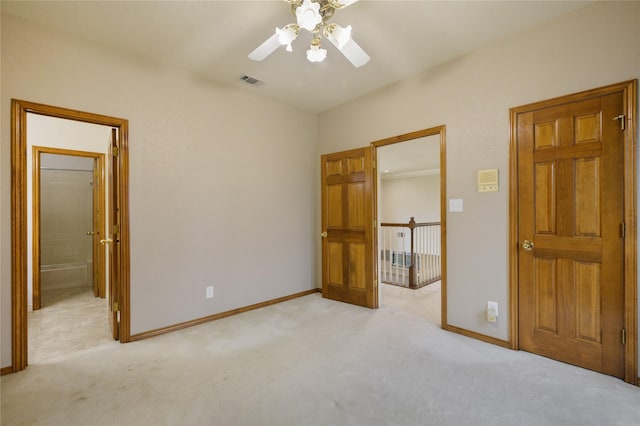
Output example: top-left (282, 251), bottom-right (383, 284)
top-left (516, 92), bottom-right (625, 377)
top-left (106, 129), bottom-right (119, 340)
top-left (321, 147), bottom-right (377, 308)
top-left (92, 162), bottom-right (100, 297)
top-left (32, 151), bottom-right (42, 311)
top-left (91, 158), bottom-right (106, 299)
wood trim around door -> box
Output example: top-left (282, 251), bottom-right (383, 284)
top-left (371, 125), bottom-right (448, 328)
top-left (508, 80), bottom-right (637, 384)
top-left (8, 99), bottom-right (131, 374)
top-left (31, 146), bottom-right (106, 311)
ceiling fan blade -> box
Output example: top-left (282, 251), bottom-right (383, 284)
top-left (328, 36), bottom-right (370, 68)
top-left (333, 0), bottom-right (359, 8)
top-left (248, 32), bottom-right (281, 61)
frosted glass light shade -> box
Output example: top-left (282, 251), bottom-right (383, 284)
top-left (296, 0), bottom-right (323, 31)
top-left (326, 24), bottom-right (352, 49)
top-left (276, 26), bottom-right (298, 52)
top-left (307, 45), bottom-right (327, 62)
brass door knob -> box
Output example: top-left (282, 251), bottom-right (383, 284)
top-left (321, 232), bottom-right (328, 238)
top-left (86, 231), bottom-right (95, 236)
top-left (100, 238), bottom-right (113, 245)
top-left (522, 240), bottom-right (534, 251)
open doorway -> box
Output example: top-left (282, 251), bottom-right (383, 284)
top-left (9, 100), bottom-right (130, 374)
top-left (30, 148), bottom-right (111, 363)
top-left (373, 126), bottom-right (446, 327)
top-left (32, 149), bottom-right (107, 308)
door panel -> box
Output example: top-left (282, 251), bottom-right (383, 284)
top-left (534, 162), bottom-right (555, 234)
top-left (328, 242), bottom-right (344, 285)
top-left (321, 147), bottom-right (377, 308)
top-left (576, 261), bottom-right (600, 342)
top-left (517, 92), bottom-right (625, 378)
top-left (349, 243), bottom-right (366, 289)
top-left (327, 185), bottom-right (343, 227)
top-left (534, 257), bottom-right (556, 332)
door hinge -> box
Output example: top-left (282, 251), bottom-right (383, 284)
top-left (621, 328), bottom-right (626, 345)
top-left (113, 301), bottom-right (119, 312)
top-left (621, 222), bottom-right (626, 238)
top-left (613, 114), bottom-right (626, 131)
top-left (113, 224), bottom-right (120, 236)
top-left (373, 279), bottom-right (378, 288)
top-left (374, 220), bottom-right (377, 228)
top-left (112, 145), bottom-right (119, 156)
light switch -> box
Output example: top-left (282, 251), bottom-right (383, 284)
top-left (449, 199), bottom-right (463, 212)
top-left (487, 301), bottom-right (498, 323)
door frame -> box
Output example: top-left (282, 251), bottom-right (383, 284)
top-left (508, 80), bottom-right (637, 384)
top-left (372, 125), bottom-right (447, 327)
top-left (9, 99), bottom-right (131, 374)
top-left (32, 147), bottom-right (106, 310)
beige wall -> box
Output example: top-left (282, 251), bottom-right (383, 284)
top-left (1, 14), bottom-right (318, 367)
top-left (381, 175), bottom-right (440, 224)
top-left (318, 1), bottom-right (640, 344)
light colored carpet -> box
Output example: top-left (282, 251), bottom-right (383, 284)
top-left (27, 282), bottom-right (440, 366)
top-left (2, 292), bottom-right (639, 426)
top-left (380, 281), bottom-right (441, 325)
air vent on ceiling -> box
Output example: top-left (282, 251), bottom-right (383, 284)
top-left (238, 74), bottom-right (265, 87)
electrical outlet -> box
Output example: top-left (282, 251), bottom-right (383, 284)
top-left (487, 301), bottom-right (498, 323)
top-left (206, 286), bottom-right (214, 299)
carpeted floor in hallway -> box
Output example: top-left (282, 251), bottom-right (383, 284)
top-left (28, 287), bottom-right (113, 364)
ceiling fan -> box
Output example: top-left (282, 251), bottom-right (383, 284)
top-left (248, 0), bottom-right (370, 68)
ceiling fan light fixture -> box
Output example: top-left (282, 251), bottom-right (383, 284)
top-left (276, 24), bottom-right (299, 52)
top-left (296, 0), bottom-right (323, 31)
top-left (324, 23), bottom-right (352, 49)
top-left (249, 0), bottom-right (368, 67)
top-left (306, 40), bottom-right (327, 62)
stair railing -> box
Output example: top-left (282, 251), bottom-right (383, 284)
top-left (380, 217), bottom-right (441, 289)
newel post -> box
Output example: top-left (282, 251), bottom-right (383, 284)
top-left (409, 217), bottom-right (416, 288)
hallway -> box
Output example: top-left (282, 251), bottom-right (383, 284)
top-left (28, 287), bottom-right (114, 364)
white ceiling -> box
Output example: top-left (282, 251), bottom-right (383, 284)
top-left (2, 0), bottom-right (590, 113)
top-left (378, 134), bottom-right (441, 178)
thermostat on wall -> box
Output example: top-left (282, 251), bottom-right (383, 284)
top-left (478, 169), bottom-right (499, 192)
